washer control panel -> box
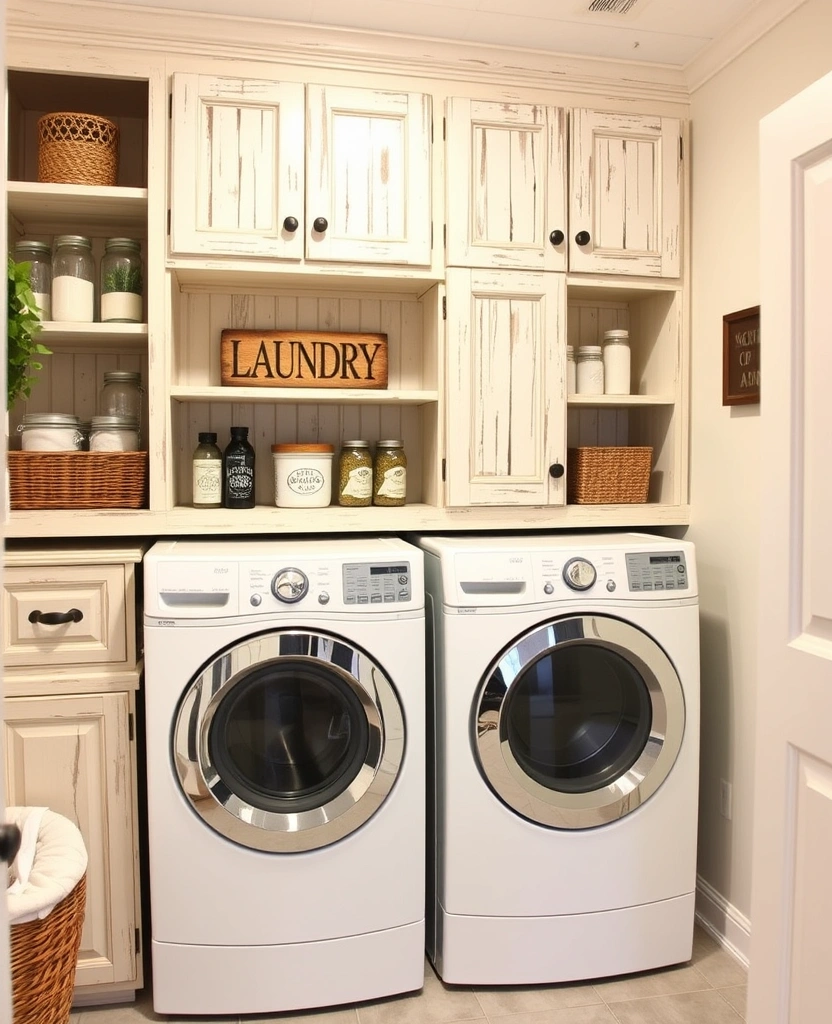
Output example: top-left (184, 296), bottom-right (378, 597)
top-left (625, 551), bottom-right (689, 592)
top-left (343, 562), bottom-right (412, 605)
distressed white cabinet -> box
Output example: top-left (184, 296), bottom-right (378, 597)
top-left (445, 268), bottom-right (567, 506)
top-left (170, 74), bottom-right (432, 266)
top-left (1, 543), bottom-right (145, 1005)
top-left (569, 109), bottom-right (682, 277)
top-left (445, 99), bottom-right (567, 271)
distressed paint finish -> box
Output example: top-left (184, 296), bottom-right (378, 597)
top-left (3, 692), bottom-right (137, 988)
top-left (570, 109), bottom-right (681, 277)
top-left (306, 85), bottom-right (432, 265)
top-left (446, 268), bottom-right (566, 506)
top-left (170, 74), bottom-right (305, 259)
top-left (446, 99), bottom-right (567, 271)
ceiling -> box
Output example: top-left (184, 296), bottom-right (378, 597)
top-left (109, 0), bottom-right (793, 69)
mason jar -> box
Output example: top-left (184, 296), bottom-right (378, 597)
top-left (14, 240), bottom-right (52, 321)
top-left (373, 440), bottom-right (407, 507)
top-left (89, 415), bottom-right (140, 452)
top-left (18, 413), bottom-right (83, 451)
top-left (99, 371), bottom-right (143, 430)
top-left (51, 235), bottom-right (94, 322)
top-left (100, 238), bottom-right (143, 323)
top-left (576, 345), bottom-right (604, 395)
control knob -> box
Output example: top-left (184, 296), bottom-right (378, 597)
top-left (563, 557), bottom-right (597, 591)
top-left (271, 568), bottom-right (309, 603)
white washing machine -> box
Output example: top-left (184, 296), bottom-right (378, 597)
top-left (143, 538), bottom-right (425, 1016)
top-left (417, 532), bottom-right (699, 985)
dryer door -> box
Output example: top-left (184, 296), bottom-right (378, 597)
top-left (474, 614), bottom-right (684, 829)
top-left (173, 629), bottom-right (404, 852)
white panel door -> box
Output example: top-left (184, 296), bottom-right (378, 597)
top-left (446, 99), bottom-right (567, 271)
top-left (569, 110), bottom-right (681, 277)
top-left (3, 693), bottom-right (137, 989)
top-left (446, 268), bottom-right (566, 506)
top-left (749, 69), bottom-right (832, 1024)
top-left (306, 85), bottom-right (432, 265)
top-left (170, 73), bottom-right (305, 259)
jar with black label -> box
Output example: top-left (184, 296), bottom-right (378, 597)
top-left (223, 426), bottom-right (255, 508)
top-left (373, 440), bottom-right (407, 507)
top-left (338, 441), bottom-right (373, 507)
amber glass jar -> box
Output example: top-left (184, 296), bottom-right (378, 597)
top-left (373, 440), bottom-right (407, 507)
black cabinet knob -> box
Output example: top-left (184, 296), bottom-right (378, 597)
top-left (283, 216), bottom-right (299, 232)
top-left (549, 229), bottom-right (564, 246)
top-left (549, 463), bottom-right (565, 479)
top-left (575, 230), bottom-right (591, 246)
top-left (313, 217), bottom-right (328, 233)
top-left (0, 823), bottom-right (22, 866)
top-left (28, 608), bottom-right (83, 626)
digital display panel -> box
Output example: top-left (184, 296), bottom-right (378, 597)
top-left (649, 555), bottom-right (681, 564)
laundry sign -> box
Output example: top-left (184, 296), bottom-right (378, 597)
top-left (220, 330), bottom-right (388, 390)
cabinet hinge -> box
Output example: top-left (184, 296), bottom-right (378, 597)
top-left (135, 927), bottom-right (140, 954)
top-left (679, 136), bottom-right (683, 161)
top-left (167, 209), bottom-right (171, 235)
top-left (442, 296), bottom-right (447, 320)
top-left (169, 93), bottom-right (173, 119)
top-left (441, 458), bottom-right (446, 482)
top-left (443, 224), bottom-right (446, 250)
top-left (430, 223), bottom-right (433, 249)
top-left (128, 713), bottom-right (134, 742)
top-left (443, 117), bottom-right (446, 141)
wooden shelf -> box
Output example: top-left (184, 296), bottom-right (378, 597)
top-left (567, 394), bottom-right (675, 407)
top-left (37, 322), bottom-right (148, 350)
top-left (8, 181), bottom-right (148, 232)
top-left (170, 386), bottom-right (439, 406)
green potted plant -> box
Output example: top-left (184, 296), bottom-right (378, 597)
top-left (7, 256), bottom-right (51, 410)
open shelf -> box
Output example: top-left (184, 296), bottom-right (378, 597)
top-left (7, 182), bottom-right (148, 232)
top-left (171, 385), bottom-right (438, 406)
top-left (568, 394), bottom-right (675, 407)
top-left (37, 322), bottom-right (148, 351)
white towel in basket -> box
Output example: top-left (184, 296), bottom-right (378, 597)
top-left (5, 806), bottom-right (88, 925)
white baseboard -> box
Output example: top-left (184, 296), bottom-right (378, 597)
top-left (695, 874), bottom-right (751, 968)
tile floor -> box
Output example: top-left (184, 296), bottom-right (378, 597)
top-left (70, 927), bottom-right (747, 1024)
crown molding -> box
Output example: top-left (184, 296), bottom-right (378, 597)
top-left (8, 0), bottom-right (689, 105)
top-left (684, 0), bottom-right (808, 92)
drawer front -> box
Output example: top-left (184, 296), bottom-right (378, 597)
top-left (3, 565), bottom-right (127, 669)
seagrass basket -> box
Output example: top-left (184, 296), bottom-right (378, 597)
top-left (37, 112), bottom-right (119, 186)
top-left (567, 446), bottom-right (653, 504)
top-left (10, 874), bottom-right (87, 1024)
top-left (8, 451), bottom-right (148, 510)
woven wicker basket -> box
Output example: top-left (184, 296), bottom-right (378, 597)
top-left (11, 874), bottom-right (86, 1024)
top-left (8, 451), bottom-right (148, 510)
top-left (567, 446), bottom-right (653, 504)
top-left (37, 112), bottom-right (119, 186)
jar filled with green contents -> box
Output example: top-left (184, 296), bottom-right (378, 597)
top-left (373, 440), bottom-right (407, 507)
top-left (338, 440), bottom-right (373, 507)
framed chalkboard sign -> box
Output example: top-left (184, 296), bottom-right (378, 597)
top-left (723, 305), bottom-right (760, 406)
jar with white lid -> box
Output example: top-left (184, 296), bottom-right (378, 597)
top-left (602, 329), bottom-right (631, 395)
top-left (576, 345), bottom-right (604, 395)
top-left (89, 415), bottom-right (140, 452)
top-left (18, 413), bottom-right (83, 451)
top-left (271, 443), bottom-right (334, 508)
top-left (51, 235), bottom-right (94, 322)
top-left (14, 240), bottom-right (52, 321)
top-left (566, 345), bottom-right (577, 397)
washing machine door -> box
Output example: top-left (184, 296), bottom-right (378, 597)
top-left (473, 614), bottom-right (684, 829)
top-left (173, 629), bottom-right (404, 852)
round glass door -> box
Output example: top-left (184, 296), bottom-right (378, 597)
top-left (474, 615), bottom-right (685, 829)
top-left (174, 630), bottom-right (404, 852)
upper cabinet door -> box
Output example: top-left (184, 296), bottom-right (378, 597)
top-left (569, 110), bottom-right (681, 277)
top-left (446, 268), bottom-right (566, 507)
top-left (170, 74), bottom-right (305, 260)
top-left (305, 85), bottom-right (432, 265)
top-left (446, 99), bottom-right (567, 272)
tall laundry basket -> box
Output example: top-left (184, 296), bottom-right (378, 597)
top-left (6, 807), bottom-right (88, 1024)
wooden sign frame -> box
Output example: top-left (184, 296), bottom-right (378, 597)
top-left (722, 305), bottom-right (760, 406)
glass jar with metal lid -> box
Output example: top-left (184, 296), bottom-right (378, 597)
top-left (14, 240), bottom-right (52, 321)
top-left (51, 235), bottom-right (94, 322)
top-left (99, 371), bottom-right (143, 430)
top-left (373, 440), bottom-right (407, 507)
top-left (89, 415), bottom-right (140, 452)
top-left (338, 441), bottom-right (373, 507)
top-left (18, 413), bottom-right (83, 451)
top-left (100, 238), bottom-right (143, 323)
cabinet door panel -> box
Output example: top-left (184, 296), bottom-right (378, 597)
top-left (446, 269), bottom-right (566, 506)
top-left (170, 74), bottom-right (304, 259)
top-left (570, 110), bottom-right (681, 277)
top-left (447, 99), bottom-right (567, 271)
top-left (3, 693), bottom-right (137, 989)
top-left (306, 85), bottom-right (431, 265)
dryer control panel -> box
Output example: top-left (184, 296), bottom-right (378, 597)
top-left (625, 551), bottom-right (689, 592)
top-left (342, 562), bottom-right (412, 604)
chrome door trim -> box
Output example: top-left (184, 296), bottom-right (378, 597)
top-left (474, 615), bottom-right (685, 830)
top-left (173, 630), bottom-right (404, 852)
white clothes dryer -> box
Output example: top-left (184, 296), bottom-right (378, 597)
top-left (143, 538), bottom-right (425, 1016)
top-left (417, 532), bottom-right (699, 985)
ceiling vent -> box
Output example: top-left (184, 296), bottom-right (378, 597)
top-left (586, 0), bottom-right (642, 15)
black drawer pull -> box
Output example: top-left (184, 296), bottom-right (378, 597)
top-left (28, 608), bottom-right (83, 625)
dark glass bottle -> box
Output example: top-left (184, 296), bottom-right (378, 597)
top-left (223, 426), bottom-right (255, 509)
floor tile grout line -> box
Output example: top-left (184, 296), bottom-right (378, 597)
top-left (593, 963), bottom-right (714, 1007)
top-left (713, 986), bottom-right (747, 1022)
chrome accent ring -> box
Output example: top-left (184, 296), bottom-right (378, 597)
top-left (173, 630), bottom-right (405, 852)
top-left (473, 615), bottom-right (685, 830)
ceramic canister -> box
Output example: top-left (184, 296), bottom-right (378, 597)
top-left (271, 443), bottom-right (334, 508)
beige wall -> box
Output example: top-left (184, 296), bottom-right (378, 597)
top-left (690, 0), bottom-right (832, 922)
